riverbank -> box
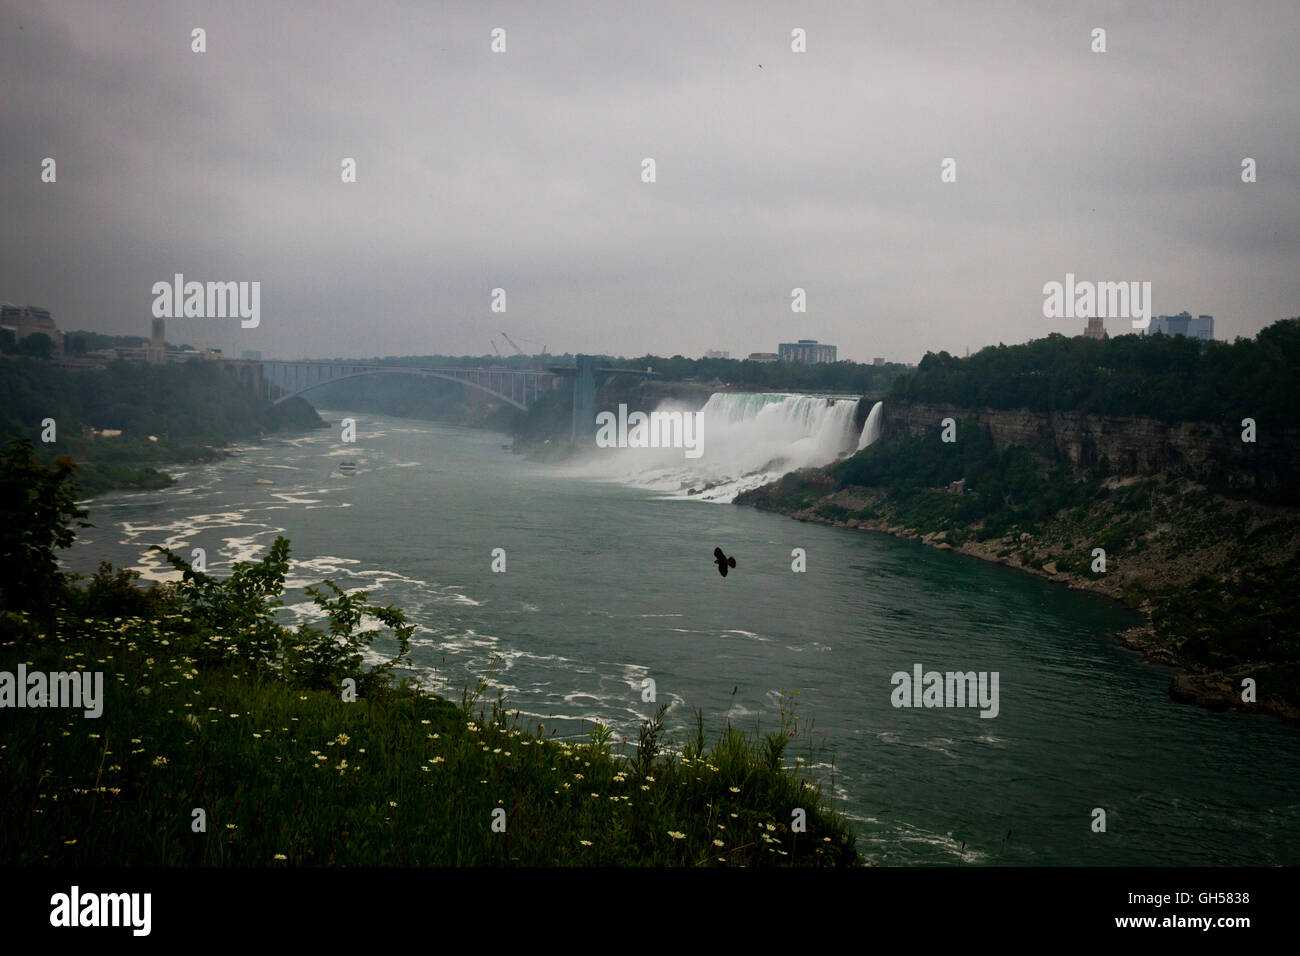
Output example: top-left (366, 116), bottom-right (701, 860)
top-left (737, 470), bottom-right (1300, 722)
top-left (0, 533), bottom-right (862, 866)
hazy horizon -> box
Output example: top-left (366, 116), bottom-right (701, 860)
top-left (3, 0), bottom-right (1298, 364)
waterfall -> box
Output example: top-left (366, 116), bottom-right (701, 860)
top-left (857, 401), bottom-right (883, 450)
top-left (572, 392), bottom-right (864, 502)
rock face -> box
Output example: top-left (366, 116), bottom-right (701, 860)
top-left (883, 401), bottom-right (1300, 498)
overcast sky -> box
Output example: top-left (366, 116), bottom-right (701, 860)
top-left (2, 0), bottom-right (1297, 363)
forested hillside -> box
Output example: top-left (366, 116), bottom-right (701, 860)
top-left (890, 318), bottom-right (1300, 424)
top-left (0, 357), bottom-right (324, 493)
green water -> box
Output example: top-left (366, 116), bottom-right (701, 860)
top-left (68, 412), bottom-right (1300, 865)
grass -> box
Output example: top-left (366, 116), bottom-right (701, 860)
top-left (0, 607), bottom-right (861, 867)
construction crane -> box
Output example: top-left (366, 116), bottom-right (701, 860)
top-left (501, 331), bottom-right (548, 358)
top-left (499, 331), bottom-right (526, 357)
top-left (489, 337), bottom-right (503, 359)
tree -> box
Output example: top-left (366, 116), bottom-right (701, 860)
top-left (16, 332), bottom-right (55, 359)
top-left (0, 438), bottom-right (91, 615)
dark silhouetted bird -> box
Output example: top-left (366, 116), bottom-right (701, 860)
top-left (713, 547), bottom-right (737, 577)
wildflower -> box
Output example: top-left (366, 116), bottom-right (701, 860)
top-left (152, 756), bottom-right (168, 767)
top-left (273, 854), bottom-right (287, 861)
top-left (335, 733), bottom-right (350, 746)
top-left (579, 840), bottom-right (592, 846)
top-left (729, 786), bottom-right (740, 793)
top-left (226, 824), bottom-right (237, 830)
top-left (713, 839), bottom-right (724, 847)
top-left (388, 801), bottom-right (397, 807)
top-left (667, 831), bottom-right (686, 840)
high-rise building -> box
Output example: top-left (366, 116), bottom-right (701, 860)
top-left (1083, 316), bottom-right (1108, 340)
top-left (147, 318), bottom-right (166, 364)
top-left (704, 349), bottom-right (729, 359)
top-left (1148, 312), bottom-right (1213, 341)
top-left (1, 304), bottom-right (63, 353)
top-left (778, 339), bottom-right (837, 363)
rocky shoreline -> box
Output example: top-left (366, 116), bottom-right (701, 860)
top-left (737, 477), bottom-right (1299, 723)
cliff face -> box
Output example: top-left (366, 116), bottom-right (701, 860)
top-left (882, 401), bottom-right (1300, 499)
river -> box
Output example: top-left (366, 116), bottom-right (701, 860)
top-left (66, 403), bottom-right (1300, 865)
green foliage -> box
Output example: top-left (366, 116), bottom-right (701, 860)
top-left (16, 332), bottom-right (55, 359)
top-left (0, 438), bottom-right (90, 616)
top-left (0, 357), bottom-right (324, 494)
top-left (69, 563), bottom-right (167, 620)
top-left (149, 536), bottom-right (413, 693)
top-left (889, 318), bottom-right (1300, 426)
top-left (828, 421), bottom-right (1101, 536)
top-left (1153, 555), bottom-right (1300, 668)
top-left (1, 570), bottom-right (859, 867)
top-left (605, 354), bottom-right (908, 393)
top-left (815, 501), bottom-right (851, 521)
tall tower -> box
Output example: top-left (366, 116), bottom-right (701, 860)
top-left (148, 318), bottom-right (166, 363)
top-left (1084, 316), bottom-right (1107, 340)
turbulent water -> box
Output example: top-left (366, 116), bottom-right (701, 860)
top-left (569, 392), bottom-right (864, 502)
top-left (65, 402), bottom-right (1300, 865)
top-left (858, 400), bottom-right (884, 451)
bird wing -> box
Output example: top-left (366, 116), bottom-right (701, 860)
top-left (714, 547), bottom-right (725, 560)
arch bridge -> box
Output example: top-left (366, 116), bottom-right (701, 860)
top-left (225, 360), bottom-right (560, 410)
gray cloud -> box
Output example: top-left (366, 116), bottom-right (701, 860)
top-left (2, 0), bottom-right (1297, 363)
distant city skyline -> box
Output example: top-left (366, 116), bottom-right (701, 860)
top-left (3, 2), bottom-right (1297, 365)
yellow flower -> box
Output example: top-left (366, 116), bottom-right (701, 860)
top-left (667, 830), bottom-right (685, 840)
top-left (713, 839), bottom-right (724, 847)
top-left (579, 840), bottom-right (592, 846)
top-left (273, 854), bottom-right (287, 860)
top-left (729, 786), bottom-right (741, 793)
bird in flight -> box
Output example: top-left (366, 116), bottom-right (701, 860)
top-left (713, 547), bottom-right (737, 577)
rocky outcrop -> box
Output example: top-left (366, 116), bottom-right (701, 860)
top-left (883, 401), bottom-right (1300, 499)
